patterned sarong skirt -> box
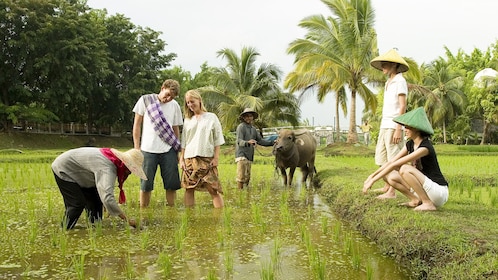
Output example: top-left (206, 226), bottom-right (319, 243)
top-left (181, 157), bottom-right (223, 195)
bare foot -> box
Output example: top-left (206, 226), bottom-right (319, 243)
top-left (414, 203), bottom-right (437, 211)
top-left (398, 201), bottom-right (422, 208)
top-left (373, 184), bottom-right (390, 193)
top-left (376, 192), bottom-right (396, 199)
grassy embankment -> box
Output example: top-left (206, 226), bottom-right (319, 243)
top-left (1, 132), bottom-right (497, 279)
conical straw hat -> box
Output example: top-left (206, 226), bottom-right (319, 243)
top-left (393, 107), bottom-right (434, 135)
top-left (239, 108), bottom-right (259, 120)
top-left (111, 148), bottom-right (147, 180)
top-left (370, 49), bottom-right (409, 73)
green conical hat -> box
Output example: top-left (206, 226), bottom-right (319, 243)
top-left (370, 49), bottom-right (409, 73)
top-left (393, 107), bottom-right (434, 135)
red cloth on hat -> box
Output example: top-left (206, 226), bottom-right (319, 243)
top-left (100, 148), bottom-right (131, 204)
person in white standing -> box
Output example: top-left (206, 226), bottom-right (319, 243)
top-left (370, 49), bottom-right (409, 198)
top-left (132, 79), bottom-right (183, 207)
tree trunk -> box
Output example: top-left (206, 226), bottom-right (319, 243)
top-left (347, 91), bottom-right (358, 143)
top-left (480, 120), bottom-right (490, 145)
top-left (443, 121), bottom-right (447, 144)
top-left (335, 95), bottom-right (340, 142)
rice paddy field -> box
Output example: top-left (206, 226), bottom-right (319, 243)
top-left (0, 136), bottom-right (497, 279)
top-left (0, 148), bottom-right (410, 280)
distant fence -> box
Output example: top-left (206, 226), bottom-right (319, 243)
top-left (11, 122), bottom-right (122, 137)
top-left (262, 126), bottom-right (365, 146)
top-left (10, 123), bottom-right (369, 144)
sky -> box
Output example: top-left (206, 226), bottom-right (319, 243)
top-left (87, 0), bottom-right (498, 128)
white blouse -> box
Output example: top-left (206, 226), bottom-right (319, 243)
top-left (181, 112), bottom-right (225, 158)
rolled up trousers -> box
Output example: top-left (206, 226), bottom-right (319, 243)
top-left (53, 173), bottom-right (103, 229)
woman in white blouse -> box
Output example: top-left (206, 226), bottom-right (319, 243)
top-left (179, 89), bottom-right (225, 208)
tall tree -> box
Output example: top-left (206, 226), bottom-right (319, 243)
top-left (0, 0), bottom-right (63, 130)
top-left (422, 58), bottom-right (466, 143)
top-left (446, 45), bottom-right (498, 144)
top-left (286, 0), bottom-right (377, 143)
top-left (200, 46), bottom-right (299, 131)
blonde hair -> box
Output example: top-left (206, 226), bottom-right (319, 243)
top-left (184, 89), bottom-right (207, 119)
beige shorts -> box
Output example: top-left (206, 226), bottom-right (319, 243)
top-left (236, 157), bottom-right (252, 183)
top-left (375, 128), bottom-right (404, 166)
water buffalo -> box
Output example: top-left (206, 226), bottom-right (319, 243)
top-left (273, 129), bottom-right (317, 187)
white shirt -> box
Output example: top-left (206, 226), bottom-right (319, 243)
top-left (181, 112), bottom-right (225, 159)
top-left (380, 73), bottom-right (407, 129)
top-left (133, 94), bottom-right (183, 153)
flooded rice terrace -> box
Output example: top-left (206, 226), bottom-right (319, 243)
top-left (0, 163), bottom-right (409, 279)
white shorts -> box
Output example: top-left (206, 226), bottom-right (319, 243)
top-left (421, 177), bottom-right (448, 207)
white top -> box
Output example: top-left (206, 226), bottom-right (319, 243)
top-left (132, 94), bottom-right (183, 153)
top-left (181, 112), bottom-right (225, 159)
top-left (380, 73), bottom-right (408, 129)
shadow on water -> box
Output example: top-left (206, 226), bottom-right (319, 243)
top-left (1, 177), bottom-right (409, 279)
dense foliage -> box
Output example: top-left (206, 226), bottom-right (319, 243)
top-left (0, 0), bottom-right (175, 133)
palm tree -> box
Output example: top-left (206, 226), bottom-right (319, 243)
top-left (285, 66), bottom-right (347, 141)
top-left (286, 0), bottom-right (378, 143)
top-left (422, 58), bottom-right (466, 143)
top-left (199, 46), bottom-right (299, 131)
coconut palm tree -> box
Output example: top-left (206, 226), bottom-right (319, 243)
top-left (286, 0), bottom-right (377, 143)
top-left (422, 58), bottom-right (466, 143)
top-left (199, 46), bottom-right (299, 131)
top-left (285, 64), bottom-right (348, 141)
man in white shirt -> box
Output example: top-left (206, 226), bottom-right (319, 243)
top-left (132, 79), bottom-right (183, 207)
top-left (370, 49), bottom-right (409, 198)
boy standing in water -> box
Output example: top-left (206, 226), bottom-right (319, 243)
top-left (235, 108), bottom-right (274, 189)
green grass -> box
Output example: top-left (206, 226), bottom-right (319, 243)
top-left (317, 143), bottom-right (498, 279)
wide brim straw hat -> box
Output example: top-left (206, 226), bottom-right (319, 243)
top-left (111, 148), bottom-right (147, 180)
top-left (239, 108), bottom-right (258, 120)
top-left (370, 49), bottom-right (409, 73)
top-left (393, 107), bottom-right (434, 135)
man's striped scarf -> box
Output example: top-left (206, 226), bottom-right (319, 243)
top-left (144, 94), bottom-right (181, 152)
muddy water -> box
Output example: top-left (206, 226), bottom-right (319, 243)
top-left (98, 184), bottom-right (407, 279)
top-left (0, 169), bottom-right (409, 279)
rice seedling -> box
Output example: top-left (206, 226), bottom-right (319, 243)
top-left (260, 261), bottom-right (275, 280)
top-left (86, 222), bottom-right (97, 250)
top-left (59, 229), bottom-right (68, 256)
top-left (224, 244), bottom-right (234, 274)
top-left (351, 245), bottom-right (361, 270)
top-left (123, 253), bottom-right (135, 279)
top-left (250, 202), bottom-right (264, 229)
top-left (343, 233), bottom-right (353, 255)
top-left (279, 200), bottom-right (292, 225)
top-left (222, 205), bottom-right (232, 236)
top-left (28, 221), bottom-right (38, 244)
top-left (156, 250), bottom-right (172, 278)
top-left (207, 268), bottom-right (218, 280)
top-left (320, 214), bottom-right (328, 234)
top-left (365, 260), bottom-right (374, 280)
top-left (310, 250), bottom-right (326, 280)
top-left (140, 228), bottom-right (150, 250)
top-left (71, 253), bottom-right (85, 280)
top-left (270, 237), bottom-right (281, 270)
top-left (174, 212), bottom-right (188, 251)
